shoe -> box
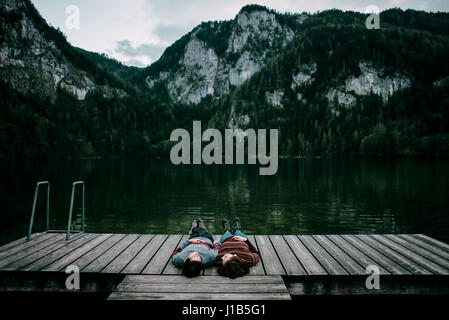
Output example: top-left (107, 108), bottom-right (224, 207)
top-left (196, 218), bottom-right (204, 228)
top-left (233, 217), bottom-right (241, 230)
top-left (222, 218), bottom-right (230, 231)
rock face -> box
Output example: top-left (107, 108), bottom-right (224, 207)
top-left (345, 62), bottom-right (411, 102)
top-left (228, 113), bottom-right (251, 129)
top-left (327, 62), bottom-right (411, 108)
top-left (265, 90), bottom-right (284, 107)
top-left (326, 89), bottom-right (357, 108)
top-left (1, 1), bottom-right (416, 119)
top-left (0, 0), bottom-right (118, 100)
top-left (146, 7), bottom-right (302, 104)
top-left (165, 38), bottom-right (218, 104)
top-left (291, 63), bottom-right (317, 89)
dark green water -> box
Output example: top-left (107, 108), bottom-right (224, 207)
top-left (1, 158), bottom-right (448, 245)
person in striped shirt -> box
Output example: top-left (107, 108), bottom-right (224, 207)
top-left (216, 217), bottom-right (260, 278)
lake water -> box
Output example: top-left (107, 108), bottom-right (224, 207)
top-left (1, 158), bottom-right (448, 245)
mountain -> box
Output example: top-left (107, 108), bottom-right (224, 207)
top-left (223, 9), bottom-right (449, 156)
top-left (1, 1), bottom-right (449, 159)
top-left (139, 5), bottom-right (306, 104)
top-left (0, 0), bottom-right (127, 101)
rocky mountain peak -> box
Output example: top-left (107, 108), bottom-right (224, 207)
top-left (0, 0), bottom-right (123, 101)
top-left (144, 6), bottom-right (300, 104)
top-left (236, 5), bottom-right (275, 28)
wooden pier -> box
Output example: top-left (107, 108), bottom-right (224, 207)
top-left (0, 232), bottom-right (448, 300)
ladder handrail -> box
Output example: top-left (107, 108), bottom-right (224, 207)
top-left (27, 181), bottom-right (87, 241)
top-left (28, 181), bottom-right (50, 240)
top-left (66, 181), bottom-right (85, 240)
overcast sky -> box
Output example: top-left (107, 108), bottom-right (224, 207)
top-left (31, 0), bottom-right (449, 68)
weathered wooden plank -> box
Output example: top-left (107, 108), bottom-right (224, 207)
top-left (22, 234), bottom-right (100, 271)
top-left (0, 233), bottom-right (66, 269)
top-left (283, 235), bottom-right (327, 275)
top-left (108, 292), bottom-right (291, 300)
top-left (121, 234), bottom-right (168, 274)
top-left (371, 235), bottom-right (449, 275)
top-left (399, 234), bottom-right (449, 260)
top-left (115, 283), bottom-right (288, 293)
top-left (247, 235), bottom-right (265, 275)
top-left (160, 235), bottom-right (188, 275)
top-left (385, 235), bottom-right (449, 269)
top-left (70, 234), bottom-right (126, 270)
top-left (1, 233), bottom-right (83, 271)
top-left (313, 235), bottom-right (365, 275)
top-left (142, 235), bottom-right (182, 274)
top-left (341, 235), bottom-right (410, 275)
top-left (255, 235), bottom-right (285, 275)
top-left (201, 235), bottom-right (220, 276)
top-left (0, 233), bottom-right (43, 252)
top-left (269, 235), bottom-right (306, 275)
top-left (298, 235), bottom-right (348, 275)
top-left (355, 235), bottom-right (432, 275)
top-left (287, 276), bottom-right (449, 295)
top-left (120, 275), bottom-right (284, 284)
top-left (413, 234), bottom-right (449, 253)
top-left (110, 275), bottom-right (290, 300)
top-left (327, 235), bottom-right (390, 275)
top-left (101, 234), bottom-right (154, 274)
top-left (82, 234), bottom-right (140, 272)
top-left (3, 232), bottom-right (447, 281)
top-left (43, 234), bottom-right (113, 271)
top-left (0, 232), bottom-right (58, 260)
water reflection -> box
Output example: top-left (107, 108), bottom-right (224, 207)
top-left (0, 158), bottom-right (448, 245)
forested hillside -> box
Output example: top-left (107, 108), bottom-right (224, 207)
top-left (215, 9), bottom-right (449, 157)
top-left (1, 1), bottom-right (449, 159)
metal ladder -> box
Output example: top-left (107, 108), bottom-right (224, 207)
top-left (27, 181), bottom-right (86, 240)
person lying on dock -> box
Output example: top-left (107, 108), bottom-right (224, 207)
top-left (216, 217), bottom-right (260, 278)
top-left (171, 218), bottom-right (221, 277)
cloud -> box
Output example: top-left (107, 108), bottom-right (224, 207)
top-left (32, 0), bottom-right (449, 68)
top-left (152, 24), bottom-right (189, 44)
top-left (113, 40), bottom-right (166, 67)
top-left (115, 40), bottom-right (165, 59)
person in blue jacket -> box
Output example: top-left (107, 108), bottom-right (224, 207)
top-left (171, 218), bottom-right (221, 277)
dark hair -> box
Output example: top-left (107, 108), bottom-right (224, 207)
top-left (182, 258), bottom-right (203, 277)
top-left (217, 257), bottom-right (250, 279)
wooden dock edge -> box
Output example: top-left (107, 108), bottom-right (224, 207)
top-left (0, 271), bottom-right (124, 294)
top-left (0, 272), bottom-right (448, 298)
top-left (284, 275), bottom-right (449, 295)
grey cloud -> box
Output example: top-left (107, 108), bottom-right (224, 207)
top-left (419, 0), bottom-right (449, 12)
top-left (114, 40), bottom-right (165, 63)
top-left (153, 24), bottom-right (191, 43)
